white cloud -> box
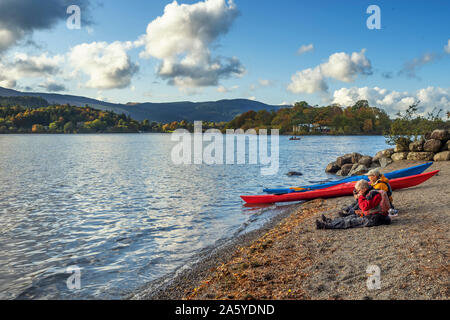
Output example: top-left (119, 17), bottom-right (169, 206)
top-left (0, 79), bottom-right (16, 89)
top-left (320, 49), bottom-right (372, 82)
top-left (68, 41), bottom-right (139, 90)
top-left (258, 79), bottom-right (272, 87)
top-left (217, 85), bottom-right (238, 93)
top-left (297, 44), bottom-right (314, 55)
top-left (0, 52), bottom-right (64, 88)
top-left (287, 67), bottom-right (328, 94)
top-left (445, 39), bottom-right (450, 54)
top-left (0, 28), bottom-right (22, 52)
top-left (399, 52), bottom-right (439, 78)
top-left (217, 86), bottom-right (227, 93)
top-left (332, 86), bottom-right (450, 116)
top-left (288, 49), bottom-right (372, 94)
top-left (138, 0), bottom-right (245, 88)
top-left (38, 80), bottom-right (66, 92)
top-left (11, 52), bottom-right (64, 77)
top-left (248, 96), bottom-right (256, 101)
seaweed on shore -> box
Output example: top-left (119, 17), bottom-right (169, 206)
top-left (185, 199), bottom-right (328, 300)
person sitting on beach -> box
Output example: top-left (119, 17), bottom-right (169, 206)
top-left (338, 169), bottom-right (398, 217)
top-left (367, 169), bottom-right (398, 216)
top-left (316, 180), bottom-right (391, 230)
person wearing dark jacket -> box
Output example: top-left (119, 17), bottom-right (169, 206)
top-left (316, 180), bottom-right (391, 229)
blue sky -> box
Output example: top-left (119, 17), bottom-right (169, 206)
top-left (0, 0), bottom-right (449, 115)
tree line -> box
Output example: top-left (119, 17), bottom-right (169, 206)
top-left (0, 105), bottom-right (153, 133)
top-left (0, 98), bottom-right (448, 137)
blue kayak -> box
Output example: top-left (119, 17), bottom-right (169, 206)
top-left (263, 162), bottom-right (433, 194)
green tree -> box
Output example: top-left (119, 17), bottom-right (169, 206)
top-left (49, 121), bottom-right (59, 132)
top-left (64, 122), bottom-right (74, 133)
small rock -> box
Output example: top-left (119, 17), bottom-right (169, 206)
top-left (430, 129), bottom-right (450, 141)
top-left (433, 151), bottom-right (450, 161)
top-left (409, 140), bottom-right (424, 152)
top-left (358, 155), bottom-right (372, 167)
top-left (349, 164), bottom-right (368, 176)
top-left (340, 163), bottom-right (354, 176)
top-left (287, 171), bottom-right (303, 176)
top-left (373, 148), bottom-right (394, 162)
top-left (325, 162), bottom-right (340, 173)
top-left (336, 154), bottom-right (353, 167)
top-left (407, 152), bottom-right (435, 161)
top-left (423, 139), bottom-right (442, 153)
top-left (351, 152), bottom-right (362, 164)
top-left (379, 157), bottom-right (393, 168)
top-left (391, 152), bottom-right (409, 161)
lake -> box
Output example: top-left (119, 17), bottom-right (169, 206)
top-left (0, 134), bottom-right (390, 299)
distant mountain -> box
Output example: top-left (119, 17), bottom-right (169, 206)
top-left (0, 86), bottom-right (286, 122)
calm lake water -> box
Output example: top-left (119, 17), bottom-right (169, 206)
top-left (0, 134), bottom-right (389, 299)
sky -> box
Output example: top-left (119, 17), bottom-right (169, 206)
top-left (0, 0), bottom-right (449, 116)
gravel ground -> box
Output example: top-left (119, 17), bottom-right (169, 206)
top-left (132, 160), bottom-right (449, 300)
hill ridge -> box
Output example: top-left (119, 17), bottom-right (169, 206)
top-left (0, 86), bottom-right (284, 122)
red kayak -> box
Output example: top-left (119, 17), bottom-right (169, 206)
top-left (241, 170), bottom-right (439, 204)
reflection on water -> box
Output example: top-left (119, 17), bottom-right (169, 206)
top-left (0, 134), bottom-right (389, 299)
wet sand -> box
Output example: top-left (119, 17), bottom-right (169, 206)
top-left (133, 160), bottom-right (449, 300)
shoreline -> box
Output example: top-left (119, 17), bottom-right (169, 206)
top-left (133, 160), bottom-right (449, 300)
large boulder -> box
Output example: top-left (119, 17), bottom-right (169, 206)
top-left (369, 162), bottom-right (381, 169)
top-left (379, 157), bottom-right (393, 168)
top-left (351, 152), bottom-right (363, 164)
top-left (391, 152), bottom-right (409, 161)
top-left (409, 140), bottom-right (424, 152)
top-left (358, 156), bottom-right (373, 167)
top-left (336, 154), bottom-right (353, 167)
top-left (423, 139), bottom-right (442, 153)
top-left (340, 163), bottom-right (354, 176)
top-left (394, 144), bottom-right (409, 152)
top-left (433, 151), bottom-right (450, 161)
top-left (373, 148), bottom-right (394, 162)
top-left (407, 152), bottom-right (435, 161)
top-left (349, 164), bottom-right (369, 176)
top-left (325, 162), bottom-right (340, 173)
top-left (430, 129), bottom-right (450, 142)
top-left (442, 140), bottom-right (450, 151)
top-left (395, 138), bottom-right (412, 152)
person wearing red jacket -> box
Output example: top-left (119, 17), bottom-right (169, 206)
top-left (316, 180), bottom-right (391, 229)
